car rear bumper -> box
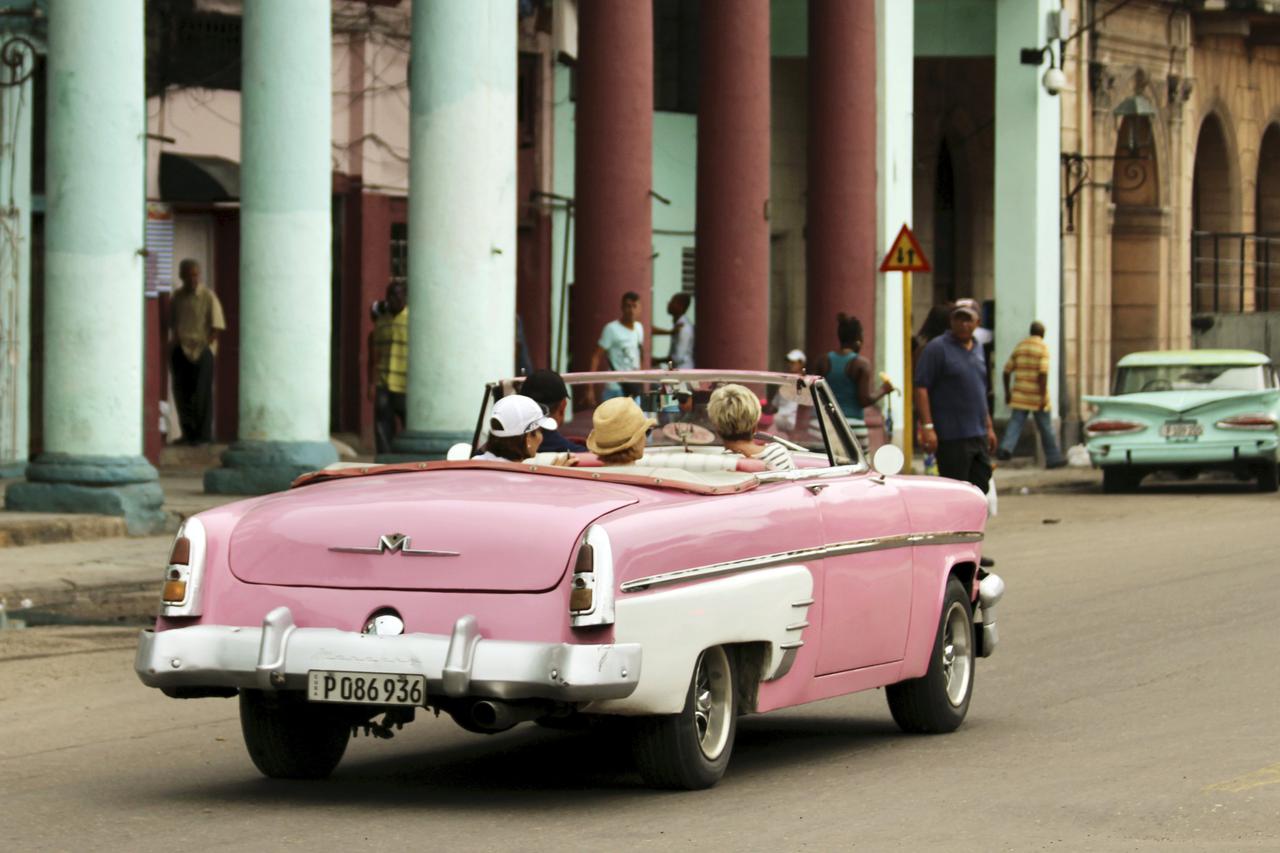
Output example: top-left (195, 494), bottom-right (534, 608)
top-left (1088, 439), bottom-right (1277, 467)
top-left (135, 606), bottom-right (642, 703)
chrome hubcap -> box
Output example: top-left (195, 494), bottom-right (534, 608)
top-left (941, 602), bottom-right (973, 706)
top-left (692, 647), bottom-right (732, 760)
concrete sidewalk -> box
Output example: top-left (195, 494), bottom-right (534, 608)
top-left (0, 470), bottom-right (246, 626)
top-left (0, 461), bottom-right (1102, 626)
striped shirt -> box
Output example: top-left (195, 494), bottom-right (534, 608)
top-left (1004, 335), bottom-right (1050, 411)
top-left (757, 442), bottom-right (796, 471)
top-left (373, 306), bottom-right (409, 394)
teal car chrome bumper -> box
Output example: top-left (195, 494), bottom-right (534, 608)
top-left (1088, 438), bottom-right (1278, 467)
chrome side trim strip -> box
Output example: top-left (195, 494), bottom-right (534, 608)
top-left (785, 621), bottom-right (810, 631)
top-left (619, 531), bottom-right (983, 593)
top-left (779, 640), bottom-right (805, 650)
top-left (791, 598), bottom-right (815, 608)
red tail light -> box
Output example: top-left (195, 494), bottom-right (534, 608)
top-left (1215, 414), bottom-right (1278, 430)
top-left (169, 536), bottom-right (191, 565)
top-left (1085, 419), bottom-right (1145, 435)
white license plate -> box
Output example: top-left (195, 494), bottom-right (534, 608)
top-left (307, 670), bottom-right (426, 706)
top-left (1160, 421), bottom-right (1202, 439)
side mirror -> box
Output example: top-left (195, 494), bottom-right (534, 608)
top-left (872, 444), bottom-right (905, 477)
top-left (445, 443), bottom-right (473, 461)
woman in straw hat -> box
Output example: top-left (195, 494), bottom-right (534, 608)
top-left (586, 397), bottom-right (656, 465)
top-left (708, 384), bottom-right (795, 471)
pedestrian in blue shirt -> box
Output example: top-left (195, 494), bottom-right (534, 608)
top-left (913, 302), bottom-right (997, 494)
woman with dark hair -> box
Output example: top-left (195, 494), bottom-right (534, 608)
top-left (916, 303), bottom-right (954, 352)
top-left (474, 395), bottom-right (556, 462)
top-left (812, 314), bottom-right (892, 447)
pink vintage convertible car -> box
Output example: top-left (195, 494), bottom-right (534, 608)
top-left (135, 370), bottom-right (1004, 789)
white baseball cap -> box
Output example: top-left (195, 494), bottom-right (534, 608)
top-left (786, 349), bottom-right (806, 363)
top-left (489, 395), bottom-right (557, 437)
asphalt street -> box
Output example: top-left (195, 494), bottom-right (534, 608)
top-left (1, 484), bottom-right (1277, 851)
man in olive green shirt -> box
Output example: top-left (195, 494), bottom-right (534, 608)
top-left (170, 259), bottom-right (226, 445)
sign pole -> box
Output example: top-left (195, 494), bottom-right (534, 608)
top-left (879, 223), bottom-right (930, 473)
top-left (902, 270), bottom-right (913, 471)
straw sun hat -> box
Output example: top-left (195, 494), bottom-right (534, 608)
top-left (586, 397), bottom-right (656, 457)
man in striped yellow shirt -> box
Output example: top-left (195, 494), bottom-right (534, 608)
top-left (368, 282), bottom-right (409, 453)
top-left (996, 321), bottom-right (1065, 468)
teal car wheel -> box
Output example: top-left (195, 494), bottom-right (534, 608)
top-left (1257, 461), bottom-right (1279, 493)
top-left (1102, 467), bottom-right (1141, 494)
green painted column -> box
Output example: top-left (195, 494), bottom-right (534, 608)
top-left (0, 36), bottom-right (35, 479)
top-left (386, 0), bottom-right (516, 460)
top-left (994, 0), bottom-right (1061, 421)
top-left (5, 0), bottom-right (166, 534)
top-left (204, 0), bottom-right (336, 493)
top-left (876, 0), bottom-right (914, 448)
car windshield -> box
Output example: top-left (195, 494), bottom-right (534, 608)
top-left (1113, 364), bottom-right (1273, 394)
top-left (473, 374), bottom-right (863, 468)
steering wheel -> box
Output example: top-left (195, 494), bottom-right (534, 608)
top-left (1140, 378), bottom-right (1173, 392)
top-left (660, 422), bottom-right (715, 445)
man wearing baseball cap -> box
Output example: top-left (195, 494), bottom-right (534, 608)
top-left (913, 301), bottom-right (997, 495)
top-left (521, 369), bottom-right (585, 453)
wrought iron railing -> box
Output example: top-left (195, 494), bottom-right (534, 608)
top-left (1191, 231), bottom-right (1280, 313)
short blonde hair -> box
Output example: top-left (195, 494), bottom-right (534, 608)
top-left (708, 384), bottom-right (762, 441)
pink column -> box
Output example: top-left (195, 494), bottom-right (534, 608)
top-left (807, 0), bottom-right (877, 364)
top-left (694, 0), bottom-right (771, 370)
top-left (571, 2), bottom-right (653, 373)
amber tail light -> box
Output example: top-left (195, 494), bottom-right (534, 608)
top-left (160, 518), bottom-right (207, 617)
top-left (569, 526), bottom-right (615, 628)
top-left (569, 543), bottom-right (594, 612)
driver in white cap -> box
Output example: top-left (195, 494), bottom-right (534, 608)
top-left (474, 395), bottom-right (559, 463)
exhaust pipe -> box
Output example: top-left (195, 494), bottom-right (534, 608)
top-left (469, 700), bottom-right (548, 731)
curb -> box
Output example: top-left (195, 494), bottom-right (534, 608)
top-left (0, 514), bottom-right (130, 548)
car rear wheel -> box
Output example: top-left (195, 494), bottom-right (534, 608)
top-left (1257, 461), bottom-right (1279, 493)
top-left (239, 690), bottom-right (350, 779)
top-left (632, 645), bottom-right (736, 790)
top-left (1102, 467), bottom-right (1141, 493)
top-left (886, 577), bottom-right (974, 734)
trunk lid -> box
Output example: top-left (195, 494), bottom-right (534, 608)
top-left (228, 469), bottom-right (638, 592)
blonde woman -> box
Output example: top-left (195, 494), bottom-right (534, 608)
top-left (707, 384), bottom-right (795, 471)
top-left (586, 397), bottom-right (656, 465)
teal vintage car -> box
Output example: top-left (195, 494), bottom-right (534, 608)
top-left (1083, 349), bottom-right (1280, 493)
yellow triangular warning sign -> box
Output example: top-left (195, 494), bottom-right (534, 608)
top-left (879, 224), bottom-right (931, 273)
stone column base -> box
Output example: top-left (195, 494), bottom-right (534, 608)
top-left (377, 429), bottom-right (473, 464)
top-left (5, 453), bottom-right (168, 534)
top-left (204, 440), bottom-right (339, 495)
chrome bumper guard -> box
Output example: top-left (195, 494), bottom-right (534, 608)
top-left (976, 572), bottom-right (1005, 658)
top-left (135, 606), bottom-right (642, 702)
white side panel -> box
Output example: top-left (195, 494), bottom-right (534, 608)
top-left (587, 565), bottom-right (814, 715)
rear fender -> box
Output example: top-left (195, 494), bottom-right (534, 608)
top-left (585, 565), bottom-right (814, 715)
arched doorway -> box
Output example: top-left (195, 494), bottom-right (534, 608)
top-left (1109, 111), bottom-right (1163, 366)
top-left (1191, 113), bottom-right (1241, 312)
top-left (1255, 124), bottom-right (1280, 309)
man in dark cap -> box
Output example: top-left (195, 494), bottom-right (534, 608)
top-left (521, 368), bottom-right (585, 453)
top-left (914, 301), bottom-right (997, 493)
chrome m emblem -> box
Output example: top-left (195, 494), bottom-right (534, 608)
top-left (329, 533), bottom-right (459, 557)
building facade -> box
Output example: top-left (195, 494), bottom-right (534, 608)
top-left (5, 0), bottom-right (1278, 526)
